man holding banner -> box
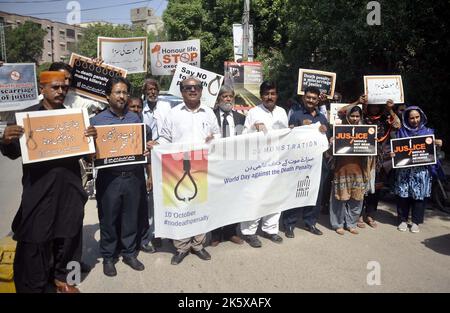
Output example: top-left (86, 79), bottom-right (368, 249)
top-left (282, 86), bottom-right (330, 237)
top-left (239, 81), bottom-right (287, 247)
top-left (158, 77), bottom-right (220, 265)
top-left (0, 71), bottom-right (97, 293)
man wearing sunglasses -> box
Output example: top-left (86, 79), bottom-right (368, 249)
top-left (158, 77), bottom-right (220, 265)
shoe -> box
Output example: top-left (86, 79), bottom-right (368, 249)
top-left (152, 237), bottom-right (162, 248)
top-left (284, 226), bottom-right (295, 238)
top-left (210, 240), bottom-right (220, 247)
top-left (54, 279), bottom-right (80, 293)
top-left (347, 227), bottom-right (359, 235)
top-left (243, 235), bottom-right (262, 248)
top-left (397, 222), bottom-right (408, 232)
top-left (263, 232), bottom-right (283, 243)
top-left (192, 248), bottom-right (211, 261)
top-left (229, 235), bottom-right (244, 244)
top-left (171, 251), bottom-right (189, 265)
top-left (103, 260), bottom-right (117, 277)
top-left (305, 225), bottom-right (323, 236)
top-left (140, 242), bottom-right (156, 253)
top-left (80, 261), bottom-right (91, 273)
top-left (122, 256), bottom-right (145, 271)
top-left (410, 223), bottom-right (420, 233)
top-left (335, 228), bottom-right (345, 235)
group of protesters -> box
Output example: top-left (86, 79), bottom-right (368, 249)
top-left (0, 60), bottom-right (444, 293)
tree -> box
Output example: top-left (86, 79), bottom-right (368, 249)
top-left (5, 21), bottom-right (47, 64)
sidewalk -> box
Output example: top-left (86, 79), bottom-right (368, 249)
top-left (79, 198), bottom-right (450, 293)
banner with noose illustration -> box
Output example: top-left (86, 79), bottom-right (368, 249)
top-left (151, 123), bottom-right (329, 240)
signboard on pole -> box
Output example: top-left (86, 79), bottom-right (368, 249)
top-left (232, 24), bottom-right (254, 62)
top-left (224, 61), bottom-right (262, 111)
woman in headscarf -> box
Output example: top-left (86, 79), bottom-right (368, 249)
top-left (330, 105), bottom-right (370, 235)
top-left (392, 106), bottom-right (443, 233)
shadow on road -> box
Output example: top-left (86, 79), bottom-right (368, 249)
top-left (81, 223), bottom-right (100, 282)
top-left (421, 234), bottom-right (450, 256)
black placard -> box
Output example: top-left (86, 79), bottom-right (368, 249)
top-left (391, 135), bottom-right (436, 168)
top-left (333, 125), bottom-right (377, 156)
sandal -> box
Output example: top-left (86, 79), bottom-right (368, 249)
top-left (347, 227), bottom-right (359, 235)
top-left (357, 217), bottom-right (366, 228)
top-left (335, 228), bottom-right (345, 235)
top-left (365, 216), bottom-right (377, 228)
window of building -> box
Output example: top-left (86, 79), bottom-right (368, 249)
top-left (66, 29), bottom-right (75, 38)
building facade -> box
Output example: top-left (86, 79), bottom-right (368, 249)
top-left (0, 11), bottom-right (84, 64)
top-left (130, 7), bottom-right (163, 34)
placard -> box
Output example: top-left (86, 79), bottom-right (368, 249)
top-left (98, 36), bottom-right (147, 74)
top-left (0, 63), bottom-right (39, 111)
top-left (391, 135), bottom-right (436, 168)
top-left (94, 123), bottom-right (147, 169)
top-left (69, 53), bottom-right (127, 104)
top-left (333, 125), bottom-right (377, 156)
top-left (297, 68), bottom-right (336, 99)
top-left (364, 75), bottom-right (404, 104)
top-left (168, 62), bottom-right (223, 108)
top-left (15, 108), bottom-right (95, 164)
top-left (149, 39), bottom-right (200, 76)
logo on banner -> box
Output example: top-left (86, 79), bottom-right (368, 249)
top-left (162, 150), bottom-right (208, 206)
top-left (296, 176), bottom-right (311, 198)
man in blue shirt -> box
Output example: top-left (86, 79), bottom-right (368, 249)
top-left (282, 86), bottom-right (330, 238)
top-left (91, 76), bottom-right (147, 277)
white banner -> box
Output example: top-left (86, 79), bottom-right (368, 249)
top-left (149, 39), bottom-right (201, 75)
top-left (152, 124), bottom-right (329, 239)
top-left (97, 37), bottom-right (148, 74)
top-left (232, 24), bottom-right (254, 62)
top-left (168, 62), bottom-right (223, 108)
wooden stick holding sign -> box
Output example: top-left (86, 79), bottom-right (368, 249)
top-left (94, 123), bottom-right (147, 169)
top-left (297, 68), bottom-right (336, 99)
top-left (390, 135), bottom-right (436, 168)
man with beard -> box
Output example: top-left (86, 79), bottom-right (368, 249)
top-left (0, 71), bottom-right (97, 293)
top-left (239, 80), bottom-right (287, 248)
top-left (210, 85), bottom-right (245, 247)
top-left (90, 76), bottom-right (146, 276)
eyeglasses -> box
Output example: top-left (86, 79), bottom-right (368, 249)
top-left (181, 84), bottom-right (203, 92)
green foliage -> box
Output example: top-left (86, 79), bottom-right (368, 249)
top-left (5, 21), bottom-right (47, 64)
top-left (163, 0), bottom-right (450, 153)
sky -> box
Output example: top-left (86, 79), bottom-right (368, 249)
top-left (0, 0), bottom-right (168, 25)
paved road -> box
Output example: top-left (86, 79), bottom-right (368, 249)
top-left (1, 157), bottom-right (449, 293)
